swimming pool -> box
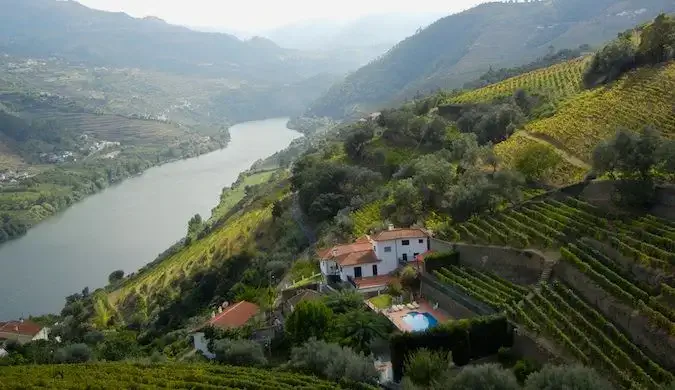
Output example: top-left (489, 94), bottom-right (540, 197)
top-left (402, 311), bottom-right (438, 331)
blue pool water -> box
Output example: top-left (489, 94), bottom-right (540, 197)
top-left (402, 311), bottom-right (438, 331)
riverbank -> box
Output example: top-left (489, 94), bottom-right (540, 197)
top-left (0, 131), bottom-right (230, 245)
top-left (0, 118), bottom-right (300, 320)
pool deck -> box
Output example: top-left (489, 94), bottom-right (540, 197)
top-left (385, 300), bottom-right (449, 332)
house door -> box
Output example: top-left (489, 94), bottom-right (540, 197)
top-left (372, 264), bottom-right (378, 276)
top-left (354, 267), bottom-right (362, 278)
top-left (402, 253), bottom-right (408, 262)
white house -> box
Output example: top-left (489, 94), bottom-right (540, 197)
top-left (0, 320), bottom-right (50, 345)
top-left (318, 227), bottom-right (431, 293)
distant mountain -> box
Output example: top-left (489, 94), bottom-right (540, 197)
top-left (305, 0), bottom-right (675, 119)
top-left (264, 12), bottom-right (444, 51)
top-left (0, 0), bottom-right (352, 82)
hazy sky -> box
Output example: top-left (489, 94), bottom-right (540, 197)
top-left (76, 0), bottom-right (489, 32)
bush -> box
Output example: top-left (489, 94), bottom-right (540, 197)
top-left (55, 343), bottom-right (92, 363)
top-left (524, 365), bottom-right (614, 390)
top-left (513, 359), bottom-right (541, 384)
top-left (212, 339), bottom-right (267, 367)
top-left (288, 338), bottom-right (378, 384)
top-left (450, 364), bottom-right (520, 390)
top-left (583, 37), bottom-right (637, 88)
top-left (403, 348), bottom-right (453, 387)
top-left (514, 143), bottom-right (562, 183)
top-left (390, 314), bottom-right (513, 381)
top-left (285, 300), bottom-right (333, 344)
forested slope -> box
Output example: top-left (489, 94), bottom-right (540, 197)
top-left (306, 0), bottom-right (675, 119)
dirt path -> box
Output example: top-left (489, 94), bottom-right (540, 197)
top-left (520, 131), bottom-right (591, 170)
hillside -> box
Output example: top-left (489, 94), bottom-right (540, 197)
top-left (305, 0), bottom-right (675, 119)
top-left (0, 0), bottom-right (354, 82)
top-left (0, 363), bottom-right (374, 389)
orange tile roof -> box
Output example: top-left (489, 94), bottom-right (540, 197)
top-left (373, 228), bottom-right (429, 241)
top-left (0, 320), bottom-right (42, 337)
top-left (208, 301), bottom-right (259, 330)
top-left (353, 275), bottom-right (394, 289)
top-left (317, 237), bottom-right (380, 266)
top-left (414, 250), bottom-right (435, 262)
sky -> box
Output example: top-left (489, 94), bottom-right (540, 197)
top-left (76, 0), bottom-right (489, 32)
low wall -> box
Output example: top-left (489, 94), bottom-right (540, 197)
top-left (554, 261), bottom-right (675, 370)
top-left (511, 330), bottom-right (567, 365)
top-left (430, 239), bottom-right (546, 286)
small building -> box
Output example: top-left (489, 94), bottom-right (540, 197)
top-left (192, 301), bottom-right (261, 359)
top-left (283, 289), bottom-right (322, 315)
top-left (318, 226), bottom-right (431, 293)
top-left (0, 320), bottom-right (49, 345)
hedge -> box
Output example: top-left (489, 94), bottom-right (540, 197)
top-left (390, 314), bottom-right (513, 381)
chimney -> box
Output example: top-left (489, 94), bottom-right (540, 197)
top-left (388, 224), bottom-right (395, 231)
top-left (332, 248), bottom-right (338, 257)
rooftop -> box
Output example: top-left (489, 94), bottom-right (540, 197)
top-left (317, 238), bottom-right (380, 266)
top-left (372, 228), bottom-right (430, 241)
top-left (0, 320), bottom-right (43, 337)
top-left (207, 301), bottom-right (260, 330)
top-left (352, 275), bottom-right (394, 289)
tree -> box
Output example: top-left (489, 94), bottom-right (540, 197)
top-left (382, 179), bottom-right (423, 227)
top-left (55, 343), bottom-right (92, 363)
top-left (524, 365), bottom-right (613, 390)
top-left (399, 266), bottom-right (419, 292)
top-left (583, 36), bottom-right (637, 87)
top-left (514, 143), bottom-right (562, 183)
top-left (345, 125), bottom-right (374, 162)
top-left (187, 214), bottom-right (204, 236)
top-left (285, 300), bottom-right (333, 344)
top-left (323, 291), bottom-right (365, 315)
top-left (449, 364), bottom-right (520, 390)
top-left (403, 348), bottom-right (453, 388)
top-left (212, 339), bottom-right (267, 367)
top-left (97, 331), bottom-right (139, 361)
top-left (289, 338), bottom-right (378, 384)
top-left (335, 310), bottom-right (392, 354)
top-left (271, 200), bottom-right (283, 221)
top-left (108, 270), bottom-right (124, 285)
top-left (638, 13), bottom-right (675, 64)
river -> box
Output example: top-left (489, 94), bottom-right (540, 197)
top-left (0, 117), bottom-right (301, 320)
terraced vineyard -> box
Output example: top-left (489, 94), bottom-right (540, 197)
top-left (452, 196), bottom-right (675, 271)
top-left (0, 363), bottom-right (374, 389)
top-left (19, 109), bottom-right (185, 146)
top-left (448, 57), bottom-right (589, 105)
top-left (433, 265), bottom-right (529, 309)
top-left (526, 62), bottom-right (675, 161)
top-left (507, 281), bottom-right (674, 389)
top-left (560, 242), bottom-right (675, 336)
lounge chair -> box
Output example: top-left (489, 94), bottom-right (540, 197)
top-left (406, 303), bottom-right (415, 310)
top-left (411, 301), bottom-right (420, 309)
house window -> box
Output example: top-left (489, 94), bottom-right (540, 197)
top-left (402, 240), bottom-right (410, 246)
top-left (354, 267), bottom-right (362, 278)
top-left (419, 239), bottom-right (424, 244)
top-left (402, 253), bottom-right (408, 261)
top-left (372, 264), bottom-right (378, 276)
top-left (384, 246), bottom-right (392, 252)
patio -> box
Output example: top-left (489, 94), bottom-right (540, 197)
top-left (384, 299), bottom-right (449, 332)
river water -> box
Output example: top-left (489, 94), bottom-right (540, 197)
top-left (0, 118), bottom-right (301, 320)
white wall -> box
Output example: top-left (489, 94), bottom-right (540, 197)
top-left (375, 237), bottom-right (428, 267)
top-left (32, 327), bottom-right (49, 342)
top-left (339, 263), bottom-right (381, 281)
top-left (320, 259), bottom-right (339, 277)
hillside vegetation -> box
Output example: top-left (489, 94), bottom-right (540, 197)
top-left (0, 363), bottom-right (373, 389)
top-left (305, 0), bottom-right (675, 119)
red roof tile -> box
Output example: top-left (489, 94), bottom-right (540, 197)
top-left (208, 301), bottom-right (260, 329)
top-left (0, 320), bottom-right (42, 337)
top-left (317, 238), bottom-right (380, 266)
top-left (373, 228), bottom-right (430, 241)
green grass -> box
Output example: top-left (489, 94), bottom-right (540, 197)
top-left (368, 294), bottom-right (393, 309)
